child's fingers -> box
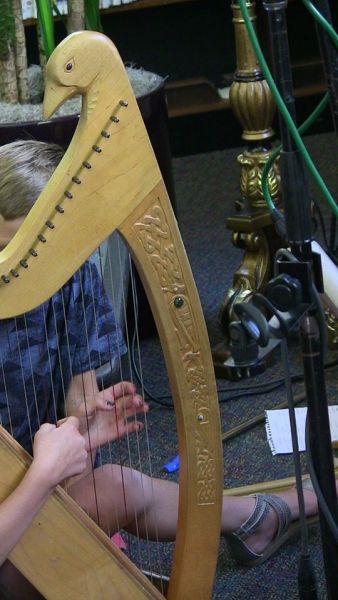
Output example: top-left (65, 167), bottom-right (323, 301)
top-left (121, 400), bottom-right (149, 420)
top-left (111, 381), bottom-right (137, 399)
top-left (98, 389), bottom-right (148, 413)
top-left (112, 394), bottom-right (149, 418)
top-left (57, 416), bottom-right (80, 429)
top-left (37, 423), bottom-right (56, 434)
top-left (74, 399), bottom-right (96, 417)
top-left (124, 420), bottom-right (144, 435)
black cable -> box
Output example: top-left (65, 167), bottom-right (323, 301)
top-left (305, 415), bottom-right (338, 545)
top-left (134, 347), bottom-right (338, 409)
top-left (279, 337), bottom-right (317, 600)
top-left (218, 374), bottom-right (300, 403)
top-left (312, 203), bottom-right (334, 259)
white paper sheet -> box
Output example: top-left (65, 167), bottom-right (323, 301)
top-left (265, 406), bottom-right (338, 455)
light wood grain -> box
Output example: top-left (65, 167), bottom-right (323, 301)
top-left (0, 31), bottom-right (223, 599)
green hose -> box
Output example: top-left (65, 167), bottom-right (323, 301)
top-left (302, 0), bottom-right (338, 49)
top-left (262, 93), bottom-right (330, 212)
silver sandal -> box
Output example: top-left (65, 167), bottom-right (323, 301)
top-left (225, 493), bottom-right (295, 567)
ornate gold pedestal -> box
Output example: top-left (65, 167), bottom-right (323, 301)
top-left (326, 310), bottom-right (338, 350)
top-left (213, 0), bottom-right (282, 377)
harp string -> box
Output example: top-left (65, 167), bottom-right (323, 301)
top-left (13, 318), bottom-right (37, 448)
top-left (0, 294), bottom-right (64, 457)
top-left (0, 221), bottom-right (171, 588)
top-left (64, 243), bottom-right (157, 571)
top-left (124, 250), bottom-right (159, 569)
top-left (128, 257), bottom-right (167, 584)
top-left (98, 239), bottom-right (147, 551)
top-left (66, 261), bottom-right (111, 527)
top-left (97, 241), bottom-right (155, 556)
top-left (48, 296), bottom-right (69, 414)
top-left (21, 314), bottom-right (43, 432)
top-left (56, 285), bottom-right (85, 502)
top-left (95, 235), bottom-right (167, 578)
top-left (0, 350), bottom-right (12, 437)
top-left (0, 323), bottom-right (16, 440)
top-left (82, 257), bottom-right (128, 532)
top-left (89, 252), bottom-right (130, 537)
top-left (40, 301), bottom-right (63, 429)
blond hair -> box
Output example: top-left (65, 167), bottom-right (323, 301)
top-left (0, 140), bottom-right (64, 219)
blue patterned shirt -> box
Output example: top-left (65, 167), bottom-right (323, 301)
top-left (0, 261), bottom-right (126, 454)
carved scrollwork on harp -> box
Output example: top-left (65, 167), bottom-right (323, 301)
top-left (133, 202), bottom-right (218, 507)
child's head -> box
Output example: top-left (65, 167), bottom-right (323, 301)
top-left (0, 140), bottom-right (64, 250)
top-left (0, 140), bottom-right (64, 220)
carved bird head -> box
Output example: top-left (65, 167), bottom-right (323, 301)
top-left (43, 31), bottom-right (116, 119)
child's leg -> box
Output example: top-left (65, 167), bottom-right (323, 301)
top-left (68, 463), bottom-right (179, 540)
top-left (68, 463), bottom-right (320, 550)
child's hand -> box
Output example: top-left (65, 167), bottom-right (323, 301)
top-left (31, 417), bottom-right (87, 488)
top-left (79, 381), bottom-right (149, 450)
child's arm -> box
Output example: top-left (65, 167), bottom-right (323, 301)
top-left (0, 417), bottom-right (87, 566)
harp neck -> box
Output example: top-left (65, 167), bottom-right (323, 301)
top-left (0, 59), bottom-right (161, 318)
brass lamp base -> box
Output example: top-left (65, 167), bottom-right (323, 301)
top-left (212, 337), bottom-right (279, 381)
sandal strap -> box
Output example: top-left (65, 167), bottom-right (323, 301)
top-left (234, 494), bottom-right (270, 541)
top-left (233, 493), bottom-right (292, 542)
top-left (263, 494), bottom-right (292, 537)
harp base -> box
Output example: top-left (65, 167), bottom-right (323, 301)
top-left (142, 571), bottom-right (170, 596)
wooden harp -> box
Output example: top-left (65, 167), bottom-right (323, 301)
top-left (0, 32), bottom-right (223, 599)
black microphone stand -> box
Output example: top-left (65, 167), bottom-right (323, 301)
top-left (262, 1), bottom-right (338, 598)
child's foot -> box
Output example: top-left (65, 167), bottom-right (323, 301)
top-left (225, 486), bottom-right (318, 566)
top-left (245, 487), bottom-right (318, 555)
